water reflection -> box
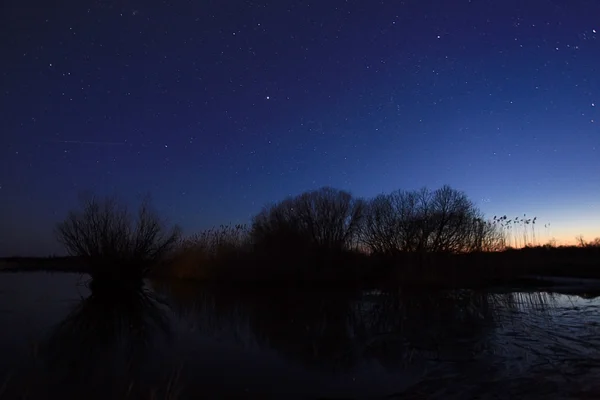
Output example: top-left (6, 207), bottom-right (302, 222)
top-left (1, 274), bottom-right (598, 399)
top-left (155, 282), bottom-right (600, 398)
top-left (159, 283), bottom-right (513, 369)
top-left (45, 282), bottom-right (171, 366)
top-left (7, 281), bottom-right (174, 399)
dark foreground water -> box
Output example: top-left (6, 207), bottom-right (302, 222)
top-left (0, 272), bottom-right (599, 399)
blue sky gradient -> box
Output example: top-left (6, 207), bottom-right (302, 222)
top-left (1, 0), bottom-right (599, 255)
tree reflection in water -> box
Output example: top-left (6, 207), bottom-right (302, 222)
top-left (157, 282), bottom-right (525, 372)
top-left (5, 278), bottom-right (595, 400)
top-left (8, 280), bottom-right (174, 399)
top-left (157, 283), bottom-right (592, 398)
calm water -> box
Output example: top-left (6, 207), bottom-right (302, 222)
top-left (0, 271), bottom-right (599, 399)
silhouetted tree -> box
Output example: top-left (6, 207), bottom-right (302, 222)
top-left (55, 194), bottom-right (181, 281)
top-left (361, 185), bottom-right (502, 254)
top-left (250, 187), bottom-right (364, 254)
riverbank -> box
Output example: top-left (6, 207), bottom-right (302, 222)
top-left (2, 245), bottom-right (599, 290)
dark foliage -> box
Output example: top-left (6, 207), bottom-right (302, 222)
top-left (360, 185), bottom-right (503, 255)
top-left (55, 195), bottom-right (181, 282)
top-left (250, 187), bottom-right (364, 255)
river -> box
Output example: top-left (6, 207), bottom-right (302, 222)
top-left (0, 271), bottom-right (599, 399)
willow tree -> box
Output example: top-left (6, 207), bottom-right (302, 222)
top-left (55, 194), bottom-right (181, 282)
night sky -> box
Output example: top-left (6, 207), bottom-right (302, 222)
top-left (1, 0), bottom-right (599, 256)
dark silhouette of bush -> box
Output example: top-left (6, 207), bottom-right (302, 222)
top-left (250, 187), bottom-right (365, 256)
top-left (360, 185), bottom-right (503, 256)
top-left (55, 194), bottom-right (181, 282)
top-left (575, 235), bottom-right (600, 248)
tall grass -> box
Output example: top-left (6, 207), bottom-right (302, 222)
top-left (492, 214), bottom-right (545, 249)
top-left (164, 224), bottom-right (250, 279)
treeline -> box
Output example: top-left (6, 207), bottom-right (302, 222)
top-left (168, 184), bottom-right (506, 279)
top-left (249, 185), bottom-right (503, 255)
top-left (54, 185), bottom-right (513, 283)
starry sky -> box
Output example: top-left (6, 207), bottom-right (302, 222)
top-left (1, 0), bottom-right (599, 256)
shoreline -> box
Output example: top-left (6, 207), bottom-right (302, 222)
top-left (2, 248), bottom-right (600, 294)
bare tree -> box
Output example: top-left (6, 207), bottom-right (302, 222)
top-left (361, 185), bottom-right (500, 254)
top-left (428, 185), bottom-right (479, 252)
top-left (251, 187), bottom-right (364, 253)
top-left (55, 194), bottom-right (181, 280)
top-left (360, 194), bottom-right (399, 255)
